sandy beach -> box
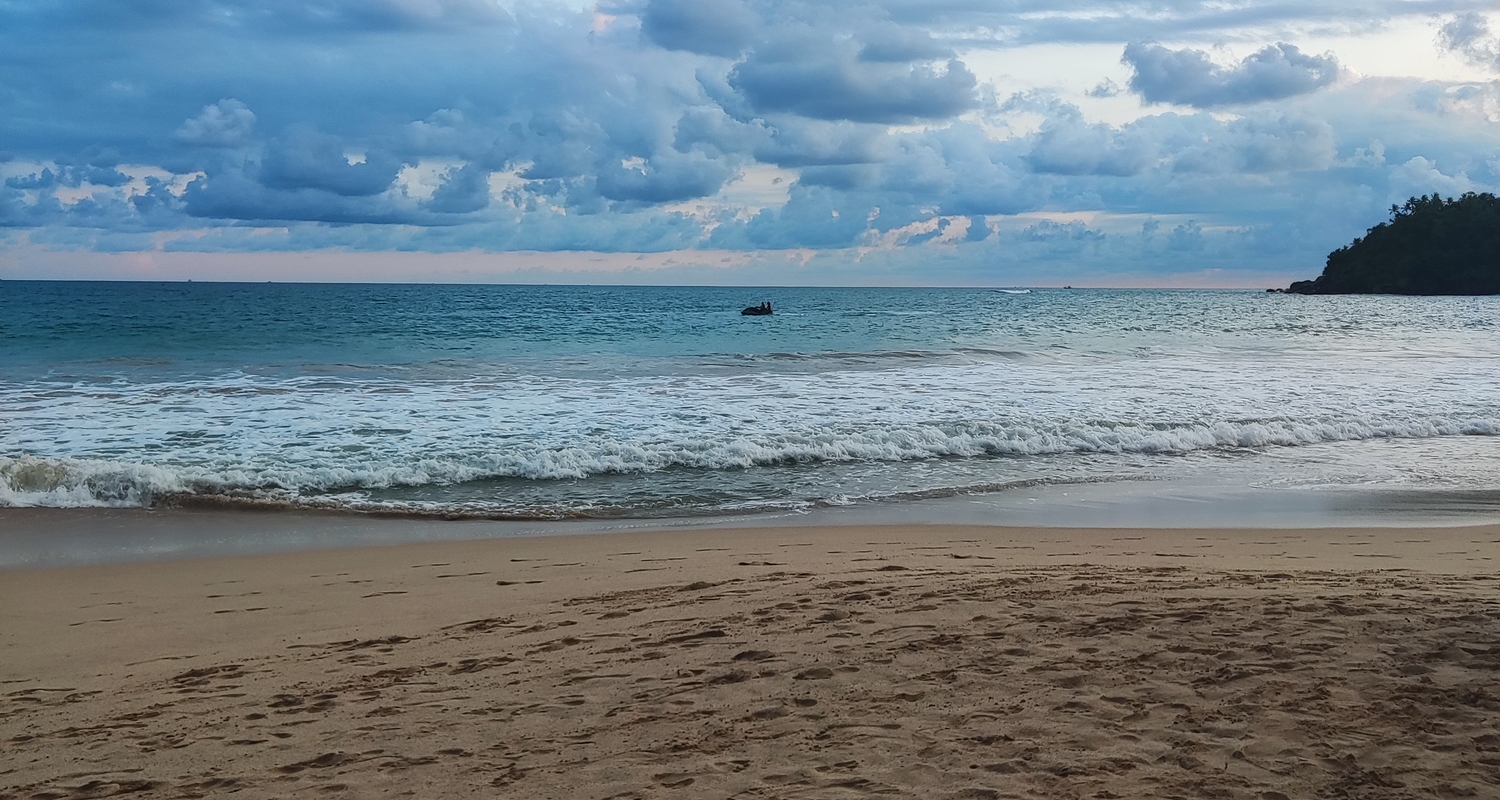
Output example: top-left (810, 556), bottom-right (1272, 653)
top-left (3, 514), bottom-right (1499, 799)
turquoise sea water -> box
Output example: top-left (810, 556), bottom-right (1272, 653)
top-left (4, 281), bottom-right (1500, 520)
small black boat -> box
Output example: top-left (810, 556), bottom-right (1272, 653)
top-left (741, 301), bottom-right (772, 316)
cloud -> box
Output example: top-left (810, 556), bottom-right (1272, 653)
top-left (257, 126), bottom-right (402, 197)
top-left (640, 0), bottom-right (758, 58)
top-left (596, 150), bottom-right (735, 203)
top-left (1222, 115), bottom-right (1337, 173)
top-left (6, 165), bottom-right (130, 189)
top-left (748, 117), bottom-right (892, 168)
top-left (730, 43), bottom-right (977, 123)
top-left (182, 170), bottom-right (410, 224)
top-left (1021, 100), bottom-right (1156, 177)
top-left (1124, 42), bottom-right (1341, 108)
top-left (857, 27), bottom-right (952, 63)
top-left (1439, 12), bottom-right (1500, 71)
top-left (729, 184), bottom-right (874, 248)
top-left (175, 99), bottom-right (257, 148)
top-left (1387, 155), bottom-right (1476, 204)
top-left (2, 0), bottom-right (1500, 284)
top-left (1166, 220), bottom-right (1204, 251)
top-left (423, 163), bottom-right (490, 214)
top-left (1086, 79), bottom-right (1123, 98)
top-left (85, 0), bottom-right (515, 33)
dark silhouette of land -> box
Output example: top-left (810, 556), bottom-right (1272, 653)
top-left (1284, 193), bottom-right (1500, 295)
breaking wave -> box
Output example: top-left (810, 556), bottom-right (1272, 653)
top-left (4, 414), bottom-right (1496, 511)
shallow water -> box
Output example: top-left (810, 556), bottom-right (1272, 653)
top-left (4, 281), bottom-right (1499, 520)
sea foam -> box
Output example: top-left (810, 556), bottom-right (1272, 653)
top-left (4, 413), bottom-right (1496, 510)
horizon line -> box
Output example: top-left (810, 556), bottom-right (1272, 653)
top-left (0, 278), bottom-right (1288, 291)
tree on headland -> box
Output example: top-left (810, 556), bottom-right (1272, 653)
top-left (1284, 192), bottom-right (1500, 295)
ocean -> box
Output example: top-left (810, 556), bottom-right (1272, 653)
top-left (4, 281), bottom-right (1500, 525)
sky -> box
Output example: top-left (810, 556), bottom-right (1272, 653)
top-left (1, 0), bottom-right (1498, 286)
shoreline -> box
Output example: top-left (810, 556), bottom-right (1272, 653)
top-left (8, 475), bottom-right (1500, 569)
top-left (3, 519), bottom-right (1498, 798)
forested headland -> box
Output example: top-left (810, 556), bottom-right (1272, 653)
top-left (1284, 193), bottom-right (1500, 295)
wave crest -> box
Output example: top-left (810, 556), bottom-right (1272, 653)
top-left (0, 455), bottom-right (188, 508)
top-left (3, 414), bottom-right (1497, 510)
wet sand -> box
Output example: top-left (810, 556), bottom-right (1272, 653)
top-left (3, 516), bottom-right (1499, 799)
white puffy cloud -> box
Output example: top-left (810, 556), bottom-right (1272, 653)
top-left (1387, 155), bottom-right (1477, 204)
top-left (174, 99), bottom-right (257, 147)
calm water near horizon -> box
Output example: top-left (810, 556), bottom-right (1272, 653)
top-left (4, 281), bottom-right (1500, 529)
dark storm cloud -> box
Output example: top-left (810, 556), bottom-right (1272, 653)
top-left (1124, 42), bottom-right (1342, 108)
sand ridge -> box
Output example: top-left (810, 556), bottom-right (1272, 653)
top-left (2, 522), bottom-right (1500, 799)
